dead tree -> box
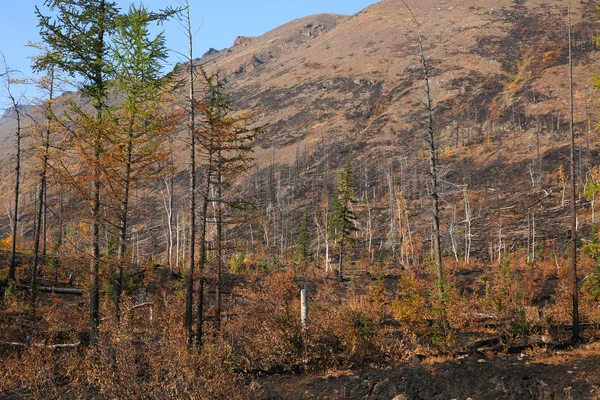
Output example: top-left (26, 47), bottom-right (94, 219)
top-left (1, 53), bottom-right (24, 284)
top-left (567, 1), bottom-right (580, 342)
top-left (401, 1), bottom-right (444, 295)
top-left (30, 61), bottom-right (57, 315)
top-left (178, 0), bottom-right (197, 345)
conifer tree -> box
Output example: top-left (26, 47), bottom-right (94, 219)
top-left (109, 3), bottom-right (177, 321)
top-left (296, 212), bottom-right (311, 264)
top-left (329, 160), bottom-right (358, 281)
top-left (35, 0), bottom-right (121, 346)
top-left (196, 67), bottom-right (259, 337)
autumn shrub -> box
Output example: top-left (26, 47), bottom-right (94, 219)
top-left (479, 258), bottom-right (529, 327)
top-left (583, 265), bottom-right (600, 299)
top-left (224, 269), bottom-right (304, 371)
top-left (1, 333), bottom-right (251, 399)
top-left (1, 291), bottom-right (253, 399)
top-left (368, 273), bottom-right (386, 311)
top-left (229, 251), bottom-right (248, 273)
top-left (0, 235), bottom-right (13, 251)
top-left (221, 269), bottom-right (424, 370)
top-left (391, 274), bottom-right (429, 332)
top-left (308, 285), bottom-right (385, 367)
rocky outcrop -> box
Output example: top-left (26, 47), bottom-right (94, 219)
top-left (233, 35), bottom-right (254, 48)
top-left (299, 23), bottom-right (329, 39)
top-left (202, 47), bottom-right (221, 58)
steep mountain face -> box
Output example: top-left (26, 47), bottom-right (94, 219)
top-left (1, 0), bottom-right (600, 261)
top-left (195, 0), bottom-right (600, 260)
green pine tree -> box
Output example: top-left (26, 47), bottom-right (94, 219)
top-left (296, 212), bottom-right (312, 264)
top-left (329, 160), bottom-right (358, 281)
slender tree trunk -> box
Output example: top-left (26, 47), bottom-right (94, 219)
top-left (31, 69), bottom-right (55, 315)
top-left (165, 148), bottom-right (175, 271)
top-left (168, 177), bottom-right (174, 270)
top-left (90, 120), bottom-right (101, 347)
top-left (215, 167), bottom-right (223, 332)
top-left (8, 97), bottom-right (22, 283)
top-left (463, 185), bottom-right (471, 265)
top-left (115, 123), bottom-right (134, 322)
top-left (162, 177), bottom-right (174, 271)
top-left (419, 24), bottom-right (443, 295)
top-left (401, 1), bottom-right (444, 315)
top-left (338, 232), bottom-right (345, 281)
top-left (55, 186), bottom-right (63, 286)
top-left (88, 0), bottom-right (112, 348)
top-left (196, 162), bottom-right (212, 346)
top-left (184, 1), bottom-right (197, 345)
top-left (42, 184), bottom-right (47, 262)
top-left (568, 2), bottom-right (580, 342)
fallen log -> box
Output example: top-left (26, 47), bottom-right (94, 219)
top-left (38, 286), bottom-right (84, 295)
top-left (1, 336), bottom-right (79, 349)
top-left (128, 302), bottom-right (154, 312)
top-left (1, 341), bottom-right (29, 347)
top-left (469, 336), bottom-right (504, 350)
top-left (17, 285), bottom-right (106, 295)
top-left (39, 342), bottom-right (80, 349)
top-left (552, 323), bottom-right (600, 331)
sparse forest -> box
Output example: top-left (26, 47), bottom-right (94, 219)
top-left (3, 0), bottom-right (600, 398)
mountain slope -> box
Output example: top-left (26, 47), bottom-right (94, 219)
top-left (0, 0), bottom-right (599, 261)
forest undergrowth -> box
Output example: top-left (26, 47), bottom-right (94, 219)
top-left (3, 244), bottom-right (600, 398)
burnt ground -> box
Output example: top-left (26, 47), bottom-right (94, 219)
top-left (258, 346), bottom-right (600, 399)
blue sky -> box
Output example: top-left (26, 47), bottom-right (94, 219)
top-left (0, 0), bottom-right (376, 103)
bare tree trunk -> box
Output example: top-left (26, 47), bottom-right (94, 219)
top-left (407, 4), bottom-right (444, 293)
top-left (463, 185), bottom-right (472, 265)
top-left (366, 197), bottom-right (373, 261)
top-left (31, 68), bottom-right (55, 315)
top-left (532, 213), bottom-right (536, 264)
top-left (176, 214), bottom-right (181, 272)
top-left (196, 279), bottom-right (204, 345)
top-left (183, 1), bottom-right (197, 345)
top-left (215, 167), bottom-right (223, 332)
top-left (324, 229), bottom-right (330, 275)
top-left (423, 49), bottom-right (443, 295)
top-left (115, 120), bottom-right (134, 322)
top-left (567, 2), bottom-right (580, 342)
top-left (90, 118), bottom-right (101, 347)
top-left (338, 232), bottom-right (345, 282)
top-left (42, 184), bottom-right (47, 263)
top-left (387, 170), bottom-right (396, 255)
top-left (162, 175), bottom-right (174, 271)
top-left (6, 76), bottom-right (22, 284)
top-left (196, 162), bottom-right (212, 346)
top-left (55, 186), bottom-right (64, 286)
top-left (450, 206), bottom-right (459, 262)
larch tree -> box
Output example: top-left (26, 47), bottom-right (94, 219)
top-left (35, 0), bottom-right (121, 347)
top-left (109, 3), bottom-right (177, 321)
top-left (195, 66), bottom-right (259, 338)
